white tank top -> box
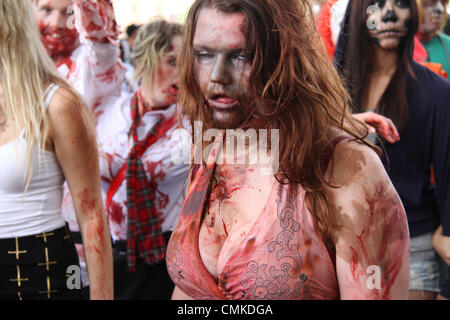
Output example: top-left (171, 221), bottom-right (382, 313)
top-left (0, 84), bottom-right (66, 238)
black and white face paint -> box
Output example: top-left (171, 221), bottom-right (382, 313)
top-left (367, 0), bottom-right (412, 50)
top-left (419, 0), bottom-right (445, 36)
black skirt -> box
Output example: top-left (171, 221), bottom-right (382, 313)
top-left (0, 225), bottom-right (83, 300)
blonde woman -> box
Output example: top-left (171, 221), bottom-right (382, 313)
top-left (62, 19), bottom-right (189, 299)
top-left (0, 0), bottom-right (112, 300)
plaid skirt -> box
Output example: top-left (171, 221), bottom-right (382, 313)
top-left (0, 225), bottom-right (83, 300)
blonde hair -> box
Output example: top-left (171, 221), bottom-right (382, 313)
top-left (131, 18), bottom-right (182, 88)
top-left (0, 0), bottom-right (87, 188)
top-left (417, 0), bottom-right (449, 31)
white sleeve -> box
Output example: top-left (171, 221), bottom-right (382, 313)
top-left (67, 0), bottom-right (126, 110)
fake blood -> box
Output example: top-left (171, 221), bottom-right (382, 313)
top-left (109, 201), bottom-right (124, 225)
top-left (39, 21), bottom-right (79, 62)
top-left (206, 169), bottom-right (242, 232)
top-left (350, 182), bottom-right (407, 299)
top-left (78, 188), bottom-right (97, 216)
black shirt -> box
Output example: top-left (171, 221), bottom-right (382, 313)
top-left (380, 62), bottom-right (450, 238)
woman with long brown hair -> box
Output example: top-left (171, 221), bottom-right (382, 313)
top-left (335, 0), bottom-right (450, 300)
top-left (166, 0), bottom-right (409, 300)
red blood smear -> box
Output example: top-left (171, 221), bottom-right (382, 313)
top-left (222, 220), bottom-right (229, 237)
top-left (57, 57), bottom-right (76, 74)
top-left (145, 160), bottom-right (170, 211)
top-left (85, 209), bottom-right (107, 269)
top-left (146, 160), bottom-right (166, 182)
top-left (39, 21), bottom-right (79, 61)
top-left (96, 65), bottom-right (118, 84)
top-left (349, 246), bottom-right (364, 282)
top-left (109, 201), bottom-right (124, 225)
top-left (78, 188), bottom-right (107, 261)
top-left (352, 183), bottom-right (408, 299)
top-left (80, 0), bottom-right (118, 43)
top-left (213, 180), bottom-right (240, 203)
top-left (78, 188), bottom-right (97, 216)
top-left (92, 98), bottom-right (103, 114)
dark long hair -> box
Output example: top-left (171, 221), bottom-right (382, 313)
top-left (178, 0), bottom-right (370, 247)
top-left (339, 0), bottom-right (419, 132)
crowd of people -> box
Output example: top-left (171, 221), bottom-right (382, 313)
top-left (0, 0), bottom-right (448, 300)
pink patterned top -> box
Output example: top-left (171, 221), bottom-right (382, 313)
top-left (167, 149), bottom-right (339, 300)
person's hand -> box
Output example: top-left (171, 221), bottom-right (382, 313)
top-left (354, 112), bottom-right (400, 144)
top-left (433, 225), bottom-right (450, 266)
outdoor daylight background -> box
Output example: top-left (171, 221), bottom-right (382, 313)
top-left (111, 0), bottom-right (450, 38)
top-left (111, 0), bottom-right (326, 35)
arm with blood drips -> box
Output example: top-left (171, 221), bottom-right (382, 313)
top-left (71, 0), bottom-right (125, 109)
top-left (48, 88), bottom-right (113, 300)
top-left (329, 141), bottom-right (409, 300)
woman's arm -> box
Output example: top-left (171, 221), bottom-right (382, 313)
top-left (70, 0), bottom-right (125, 110)
top-left (327, 140), bottom-right (409, 299)
top-left (353, 111), bottom-right (400, 144)
top-left (47, 87), bottom-right (113, 300)
top-left (433, 225), bottom-right (450, 266)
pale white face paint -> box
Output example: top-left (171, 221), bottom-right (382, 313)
top-left (144, 36), bottom-right (182, 109)
top-left (193, 8), bottom-right (252, 129)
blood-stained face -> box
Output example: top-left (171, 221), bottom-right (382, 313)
top-left (419, 0), bottom-right (446, 35)
top-left (368, 0), bottom-right (412, 50)
top-left (34, 0), bottom-right (79, 61)
top-left (193, 8), bottom-right (253, 129)
top-left (147, 35), bottom-right (182, 108)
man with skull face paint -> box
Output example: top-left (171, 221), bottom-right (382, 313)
top-left (417, 0), bottom-right (450, 77)
top-left (335, 0), bottom-right (450, 300)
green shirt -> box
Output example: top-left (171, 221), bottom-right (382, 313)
top-left (424, 32), bottom-right (450, 79)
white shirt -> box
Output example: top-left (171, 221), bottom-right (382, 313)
top-left (0, 85), bottom-right (65, 239)
top-left (62, 93), bottom-right (189, 241)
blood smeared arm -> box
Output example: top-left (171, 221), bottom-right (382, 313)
top-left (71, 0), bottom-right (125, 109)
top-left (47, 87), bottom-right (113, 300)
top-left (353, 112), bottom-right (400, 144)
top-left (327, 140), bottom-right (409, 299)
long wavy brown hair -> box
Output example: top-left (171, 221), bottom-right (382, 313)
top-left (340, 0), bottom-right (419, 132)
top-left (178, 0), bottom-right (370, 247)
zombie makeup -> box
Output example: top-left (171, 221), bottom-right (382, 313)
top-left (39, 22), bottom-right (79, 61)
top-left (143, 35), bottom-right (182, 109)
top-left (193, 8), bottom-right (253, 130)
top-left (367, 0), bottom-right (412, 50)
top-left (34, 0), bottom-right (79, 61)
top-left (419, 0), bottom-right (446, 36)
